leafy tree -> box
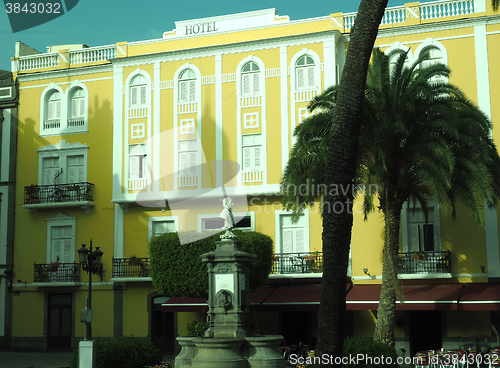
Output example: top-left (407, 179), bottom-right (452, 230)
top-left (283, 49), bottom-right (500, 348)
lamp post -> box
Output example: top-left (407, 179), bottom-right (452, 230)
top-left (78, 239), bottom-right (103, 340)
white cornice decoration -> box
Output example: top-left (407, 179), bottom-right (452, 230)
top-left (17, 64), bottom-right (113, 83)
top-left (375, 14), bottom-right (500, 39)
top-left (111, 31), bottom-right (339, 69)
top-left (38, 139), bottom-right (89, 152)
top-left (46, 212), bottom-right (70, 220)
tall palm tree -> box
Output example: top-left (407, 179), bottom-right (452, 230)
top-left (282, 48), bottom-right (500, 347)
top-left (494, 0), bottom-right (499, 10)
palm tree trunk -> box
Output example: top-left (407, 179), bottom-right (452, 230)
top-left (374, 204), bottom-right (402, 347)
top-left (316, 0), bottom-right (388, 366)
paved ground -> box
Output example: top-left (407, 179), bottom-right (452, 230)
top-left (0, 352), bottom-right (73, 368)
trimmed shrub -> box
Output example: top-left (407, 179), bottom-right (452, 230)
top-left (69, 336), bottom-right (162, 368)
top-left (186, 321), bottom-right (209, 336)
top-left (149, 230), bottom-right (273, 298)
top-left (342, 337), bottom-right (398, 368)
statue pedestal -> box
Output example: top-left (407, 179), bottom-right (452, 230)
top-left (174, 238), bottom-right (284, 368)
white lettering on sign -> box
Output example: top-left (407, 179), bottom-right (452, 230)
top-left (185, 21), bottom-right (218, 35)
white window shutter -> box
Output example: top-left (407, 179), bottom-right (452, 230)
top-left (180, 81), bottom-right (187, 101)
top-left (140, 85), bottom-right (147, 105)
top-left (179, 152), bottom-right (187, 175)
top-left (408, 223), bottom-right (420, 252)
top-left (48, 101), bottom-right (54, 120)
top-left (243, 147), bottom-right (252, 170)
top-left (307, 66), bottom-right (315, 88)
top-left (254, 147), bottom-right (261, 168)
top-left (79, 98), bottom-right (85, 117)
top-left (131, 86), bottom-right (138, 106)
top-left (72, 99), bottom-right (77, 118)
top-left (297, 68), bottom-right (304, 89)
top-left (243, 74), bottom-right (250, 95)
top-left (282, 229), bottom-right (293, 253)
top-left (189, 80), bottom-right (196, 101)
top-left (295, 229), bottom-right (306, 253)
top-left (52, 239), bottom-right (62, 259)
top-left (62, 239), bottom-right (72, 263)
top-left (253, 73), bottom-right (260, 94)
top-left (189, 151), bottom-right (196, 174)
top-left (55, 100), bottom-right (61, 119)
top-left (130, 156), bottom-right (139, 179)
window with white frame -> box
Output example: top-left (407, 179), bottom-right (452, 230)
top-left (129, 144), bottom-right (148, 180)
top-left (280, 214), bottom-right (309, 254)
top-left (39, 141), bottom-right (88, 185)
top-left (198, 212), bottom-right (255, 232)
top-left (178, 69), bottom-right (196, 102)
top-left (241, 61), bottom-right (260, 95)
top-left (148, 217), bottom-right (179, 239)
top-left (402, 201), bottom-right (440, 253)
top-left (130, 74), bottom-right (147, 107)
top-left (242, 134), bottom-right (262, 171)
top-left (178, 140), bottom-right (197, 176)
top-left (420, 46), bottom-right (445, 82)
top-left (69, 87), bottom-right (85, 122)
top-left (295, 55), bottom-right (316, 90)
top-left (47, 90), bottom-right (61, 122)
top-left (388, 50), bottom-right (410, 76)
top-left (46, 213), bottom-right (76, 264)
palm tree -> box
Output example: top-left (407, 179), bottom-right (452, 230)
top-left (315, 0), bottom-right (389, 363)
top-left (494, 0), bottom-right (499, 11)
top-left (282, 48), bottom-right (500, 347)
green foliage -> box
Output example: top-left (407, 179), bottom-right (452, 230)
top-left (149, 230), bottom-right (273, 298)
top-left (186, 321), bottom-right (209, 336)
top-left (69, 336), bottom-right (162, 368)
top-left (343, 338), bottom-right (398, 368)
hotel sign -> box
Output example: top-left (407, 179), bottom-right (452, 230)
top-left (184, 22), bottom-right (218, 35)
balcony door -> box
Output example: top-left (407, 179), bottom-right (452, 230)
top-left (151, 296), bottom-right (175, 355)
top-left (47, 293), bottom-right (72, 351)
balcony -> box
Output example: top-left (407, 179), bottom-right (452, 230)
top-left (112, 258), bottom-right (150, 278)
top-left (22, 182), bottom-right (95, 217)
top-left (272, 252), bottom-right (323, 275)
top-left (399, 251), bottom-right (452, 275)
top-left (33, 262), bottom-right (82, 283)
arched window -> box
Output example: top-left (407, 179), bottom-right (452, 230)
top-left (69, 87), bottom-right (85, 123)
top-left (388, 50), bottom-right (410, 77)
top-left (130, 74), bottom-right (147, 107)
top-left (241, 61), bottom-right (260, 95)
top-left (47, 90), bottom-right (61, 121)
top-left (420, 46), bottom-right (443, 68)
top-left (295, 55), bottom-right (315, 89)
top-left (178, 69), bottom-right (196, 102)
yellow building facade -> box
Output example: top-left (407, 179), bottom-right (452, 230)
top-left (6, 0), bottom-right (500, 356)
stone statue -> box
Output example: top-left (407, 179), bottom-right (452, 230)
top-left (220, 197), bottom-right (237, 240)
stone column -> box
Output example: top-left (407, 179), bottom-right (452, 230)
top-left (201, 239), bottom-right (256, 338)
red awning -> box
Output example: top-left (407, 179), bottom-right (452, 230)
top-left (396, 284), bottom-right (463, 310)
top-left (459, 283), bottom-right (500, 311)
top-left (346, 284), bottom-right (381, 310)
top-left (259, 284), bottom-right (322, 311)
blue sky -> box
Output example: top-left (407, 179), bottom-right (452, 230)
top-left (0, 0), bottom-right (408, 72)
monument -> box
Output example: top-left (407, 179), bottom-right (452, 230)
top-left (174, 197), bottom-right (284, 368)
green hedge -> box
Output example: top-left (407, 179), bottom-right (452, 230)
top-left (69, 336), bottom-right (162, 368)
top-left (342, 338), bottom-right (398, 368)
top-left (149, 230), bottom-right (273, 298)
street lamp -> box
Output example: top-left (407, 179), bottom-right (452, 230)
top-left (78, 239), bottom-right (103, 341)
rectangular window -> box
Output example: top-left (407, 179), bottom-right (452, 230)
top-left (67, 155), bottom-right (84, 183)
top-left (280, 214), bottom-right (308, 254)
top-left (71, 97), bottom-right (85, 118)
top-left (296, 66), bottom-right (315, 89)
top-left (179, 80), bottom-right (196, 102)
top-left (129, 144), bottom-right (148, 180)
top-left (148, 217), bottom-right (179, 240)
top-left (407, 207), bottom-right (436, 252)
top-left (47, 100), bottom-right (61, 120)
top-left (51, 225), bottom-right (73, 263)
top-left (198, 213), bottom-right (255, 232)
top-left (242, 73), bottom-right (260, 95)
top-left (178, 140), bottom-right (197, 176)
top-left (43, 157), bottom-right (60, 185)
top-left (242, 134), bottom-right (262, 171)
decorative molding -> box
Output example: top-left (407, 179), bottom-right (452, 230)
top-left (131, 123), bottom-right (145, 139)
top-left (38, 139), bottom-right (88, 152)
top-left (17, 65), bottom-right (113, 83)
top-left (111, 31), bottom-right (338, 69)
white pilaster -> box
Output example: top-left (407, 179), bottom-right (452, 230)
top-left (114, 204), bottom-right (124, 259)
top-left (475, 22), bottom-right (500, 278)
top-left (280, 46), bottom-right (289, 173)
top-left (154, 62), bottom-right (161, 191)
top-left (475, 0), bottom-right (486, 13)
top-left (323, 38), bottom-right (336, 89)
top-left (112, 66), bottom-right (124, 200)
top-left (215, 53), bottom-right (223, 188)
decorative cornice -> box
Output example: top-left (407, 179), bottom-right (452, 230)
top-left (111, 31), bottom-right (340, 69)
top-left (16, 64), bottom-right (113, 83)
top-left (375, 14), bottom-right (500, 40)
top-left (38, 139), bottom-right (88, 151)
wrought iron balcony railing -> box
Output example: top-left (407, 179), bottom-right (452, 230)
top-left (34, 262), bottom-right (82, 283)
top-left (112, 258), bottom-right (150, 278)
top-left (24, 182), bottom-right (95, 205)
top-left (272, 252), bottom-right (323, 274)
top-left (398, 250), bottom-right (452, 274)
